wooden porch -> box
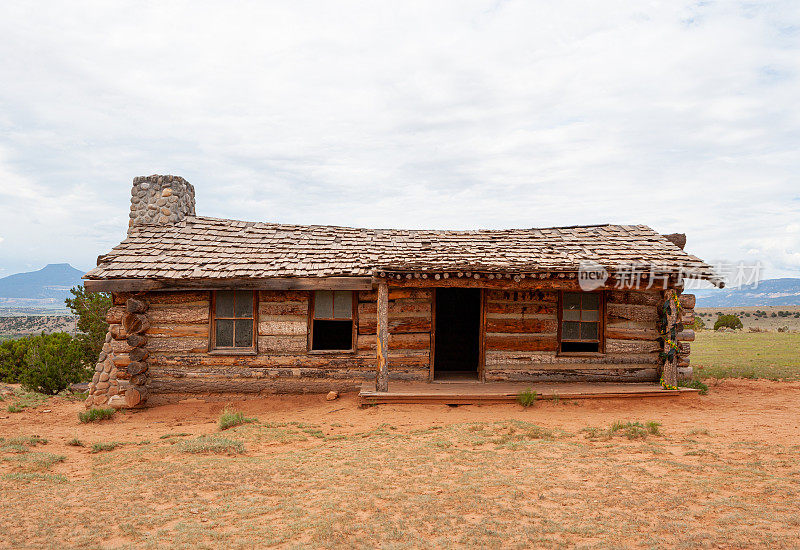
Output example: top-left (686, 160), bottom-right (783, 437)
top-left (359, 381), bottom-right (699, 405)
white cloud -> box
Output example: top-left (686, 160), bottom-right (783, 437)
top-left (0, 0), bottom-right (798, 277)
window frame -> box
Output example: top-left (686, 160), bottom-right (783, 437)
top-left (307, 290), bottom-right (358, 354)
top-left (556, 290), bottom-right (605, 355)
top-left (209, 290), bottom-right (258, 355)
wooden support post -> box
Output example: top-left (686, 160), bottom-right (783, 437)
top-left (661, 289), bottom-right (679, 388)
top-left (376, 281), bottom-right (389, 392)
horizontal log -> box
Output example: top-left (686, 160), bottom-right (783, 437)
top-left (149, 350), bottom-right (430, 370)
top-left (148, 306), bottom-right (209, 324)
top-left (357, 332), bottom-right (430, 351)
top-left (485, 318), bottom-right (558, 334)
top-left (607, 290), bottom-right (662, 306)
top-left (259, 301), bottom-right (308, 316)
top-left (484, 333), bottom-right (558, 352)
top-left (485, 350), bottom-right (659, 366)
top-left (112, 352), bottom-right (130, 367)
top-left (148, 376), bottom-right (366, 396)
top-left (146, 291), bottom-right (210, 304)
top-left (679, 293), bottom-right (696, 309)
top-left (485, 301), bottom-right (557, 316)
top-left (358, 300), bottom-right (431, 316)
top-left (148, 336), bottom-right (207, 354)
top-left (607, 303), bottom-right (658, 323)
top-left (604, 326), bottom-right (659, 341)
top-left (86, 277), bottom-right (373, 293)
top-left (258, 320), bottom-right (307, 336)
top-left (677, 329), bottom-right (695, 342)
top-left (485, 289), bottom-right (558, 302)
top-left (484, 368), bottom-right (658, 383)
top-left (682, 310), bottom-right (695, 325)
top-left (358, 288), bottom-right (432, 301)
top-left (383, 277), bottom-right (674, 291)
top-left (258, 290), bottom-right (311, 302)
top-left (258, 335), bottom-right (307, 353)
top-left (146, 324), bottom-right (208, 338)
top-left (358, 315), bottom-right (432, 335)
top-left (485, 361), bottom-right (659, 372)
top-left (605, 338), bottom-right (661, 354)
top-left (106, 306), bottom-right (125, 325)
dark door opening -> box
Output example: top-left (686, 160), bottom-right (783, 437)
top-left (434, 288), bottom-right (480, 380)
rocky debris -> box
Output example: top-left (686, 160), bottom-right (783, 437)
top-left (326, 390), bottom-right (339, 401)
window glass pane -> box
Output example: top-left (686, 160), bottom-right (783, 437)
top-left (562, 321), bottom-right (580, 339)
top-left (581, 322), bottom-right (598, 340)
top-left (581, 309), bottom-right (599, 322)
top-left (314, 291), bottom-right (333, 319)
top-left (234, 291), bottom-right (253, 318)
top-left (563, 292), bottom-right (581, 310)
top-left (216, 319), bottom-right (234, 347)
top-left (333, 291), bottom-right (352, 319)
top-left (234, 319), bottom-right (253, 347)
top-left (563, 309), bottom-right (580, 321)
top-left (216, 290), bottom-right (235, 318)
top-left (582, 293), bottom-right (600, 310)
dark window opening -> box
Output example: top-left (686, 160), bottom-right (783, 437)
top-left (213, 290), bottom-right (255, 350)
top-left (312, 320), bottom-right (353, 350)
top-left (434, 288), bottom-right (480, 380)
top-left (560, 291), bottom-right (602, 353)
top-left (311, 290), bottom-right (354, 351)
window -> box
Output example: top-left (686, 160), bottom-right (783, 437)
top-left (310, 290), bottom-right (354, 351)
top-left (559, 291), bottom-right (602, 353)
top-left (212, 290), bottom-right (256, 351)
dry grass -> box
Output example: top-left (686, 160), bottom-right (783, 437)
top-left (1, 408), bottom-right (799, 548)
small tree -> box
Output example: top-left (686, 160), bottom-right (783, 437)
top-left (65, 286), bottom-right (111, 366)
top-left (714, 314), bottom-right (743, 331)
top-left (691, 316), bottom-right (706, 331)
top-left (20, 332), bottom-right (91, 394)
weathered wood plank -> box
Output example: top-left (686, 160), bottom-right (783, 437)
top-left (484, 318), bottom-right (558, 334)
top-left (146, 291), bottom-right (210, 304)
top-left (484, 301), bottom-right (557, 316)
top-left (146, 324), bottom-right (208, 338)
top-left (484, 333), bottom-right (558, 352)
top-left (358, 300), bottom-right (431, 316)
top-left (259, 301), bottom-right (308, 316)
top-left (376, 281), bottom-right (389, 392)
top-left (357, 315), bottom-right (432, 335)
top-left (258, 320), bottom-right (307, 336)
top-left (148, 336), bottom-right (208, 353)
top-left (607, 290), bottom-right (662, 306)
top-left (606, 303), bottom-right (659, 323)
top-left (148, 305), bottom-right (209, 324)
top-left (149, 350), bottom-right (430, 370)
top-left (484, 350), bottom-right (660, 366)
top-left (358, 288), bottom-right (432, 301)
top-left (88, 277), bottom-right (372, 292)
top-left (358, 332), bottom-right (430, 351)
top-left (257, 335), bottom-right (307, 353)
top-left (604, 326), bottom-right (659, 341)
top-left (606, 338), bottom-right (661, 354)
top-left (485, 289), bottom-right (559, 302)
top-left (258, 290), bottom-right (311, 302)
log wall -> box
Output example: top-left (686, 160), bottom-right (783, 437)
top-left (483, 289), bottom-right (664, 382)
top-left (142, 288), bottom-right (432, 397)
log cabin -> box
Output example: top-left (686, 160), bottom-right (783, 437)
top-left (83, 175), bottom-right (722, 408)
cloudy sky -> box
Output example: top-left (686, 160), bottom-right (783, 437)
top-left (0, 1), bottom-right (798, 281)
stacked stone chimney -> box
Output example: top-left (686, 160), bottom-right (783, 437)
top-left (129, 174), bottom-right (195, 232)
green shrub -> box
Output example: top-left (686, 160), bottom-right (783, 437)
top-left (20, 332), bottom-right (91, 395)
top-left (691, 316), bottom-right (706, 331)
top-left (0, 336), bottom-right (31, 383)
top-left (679, 379), bottom-right (709, 395)
top-left (218, 409), bottom-right (257, 431)
top-left (78, 408), bottom-right (115, 423)
top-left (90, 442), bottom-right (120, 453)
top-left (66, 438), bottom-right (84, 447)
top-left (516, 388), bottom-right (538, 407)
top-left (714, 314), bottom-right (743, 331)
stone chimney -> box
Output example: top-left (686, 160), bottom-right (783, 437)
top-left (129, 174), bottom-right (195, 232)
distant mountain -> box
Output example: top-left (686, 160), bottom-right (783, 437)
top-left (693, 278), bottom-right (800, 307)
top-left (0, 264), bottom-right (85, 309)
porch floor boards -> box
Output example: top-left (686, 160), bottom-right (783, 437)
top-left (358, 381), bottom-right (699, 405)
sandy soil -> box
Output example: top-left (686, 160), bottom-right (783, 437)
top-left (1, 381), bottom-right (799, 548)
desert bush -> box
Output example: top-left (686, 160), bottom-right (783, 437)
top-left (516, 388), bottom-right (538, 407)
top-left (218, 409), bottom-right (257, 431)
top-left (691, 316), bottom-right (706, 331)
top-left (65, 286), bottom-right (111, 366)
top-left (78, 407), bottom-right (115, 423)
top-left (679, 379), bottom-right (709, 395)
top-left (0, 336), bottom-right (31, 383)
top-left (714, 314), bottom-right (743, 331)
top-left (90, 442), bottom-right (120, 453)
top-left (20, 333), bottom-right (90, 395)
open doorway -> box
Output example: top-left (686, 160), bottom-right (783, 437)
top-left (433, 288), bottom-right (481, 380)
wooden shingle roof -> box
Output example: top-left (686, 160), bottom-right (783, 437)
top-left (84, 216), bottom-right (721, 285)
